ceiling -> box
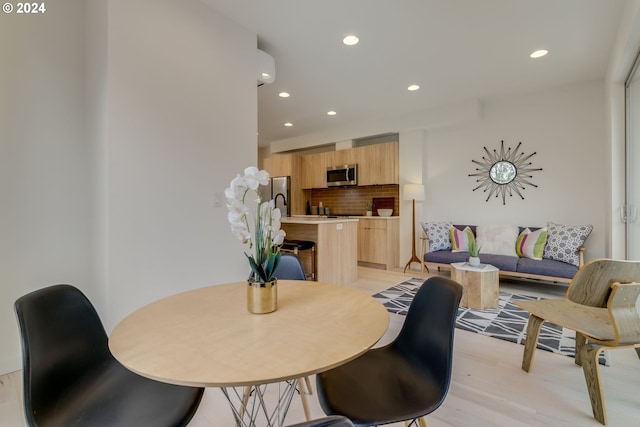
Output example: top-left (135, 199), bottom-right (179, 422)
top-left (201, 0), bottom-right (628, 148)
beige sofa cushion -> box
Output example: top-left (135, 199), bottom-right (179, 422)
top-left (476, 225), bottom-right (519, 257)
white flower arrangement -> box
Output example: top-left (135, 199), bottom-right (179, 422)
top-left (225, 166), bottom-right (286, 282)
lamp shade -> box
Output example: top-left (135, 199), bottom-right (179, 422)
top-left (404, 183), bottom-right (425, 201)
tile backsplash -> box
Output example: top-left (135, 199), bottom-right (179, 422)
top-left (308, 185), bottom-right (400, 216)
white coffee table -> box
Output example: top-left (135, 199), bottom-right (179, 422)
top-left (450, 262), bottom-right (500, 309)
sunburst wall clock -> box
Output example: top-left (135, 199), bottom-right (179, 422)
top-left (469, 140), bottom-right (542, 205)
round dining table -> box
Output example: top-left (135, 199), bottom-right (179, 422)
top-left (109, 280), bottom-right (389, 426)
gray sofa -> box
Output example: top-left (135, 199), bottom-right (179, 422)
top-left (422, 224), bottom-right (588, 284)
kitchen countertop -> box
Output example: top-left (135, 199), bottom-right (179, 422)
top-left (281, 216), bottom-right (359, 224)
top-left (286, 215), bottom-right (399, 221)
top-left (353, 215), bottom-right (399, 220)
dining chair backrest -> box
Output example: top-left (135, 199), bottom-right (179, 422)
top-left (15, 284), bottom-right (111, 420)
top-left (15, 284), bottom-right (204, 427)
top-left (315, 276), bottom-right (463, 426)
top-left (393, 276), bottom-right (463, 393)
top-left (566, 259), bottom-right (640, 308)
top-left (274, 254), bottom-right (307, 280)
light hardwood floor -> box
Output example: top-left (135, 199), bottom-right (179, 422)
top-left (2, 266), bottom-right (639, 426)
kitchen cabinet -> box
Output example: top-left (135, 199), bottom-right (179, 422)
top-left (263, 154), bottom-right (297, 178)
top-left (331, 146), bottom-right (357, 166)
top-left (275, 140), bottom-right (398, 190)
top-left (357, 217), bottom-right (399, 270)
top-left (300, 152), bottom-right (327, 189)
top-left (356, 141), bottom-right (398, 186)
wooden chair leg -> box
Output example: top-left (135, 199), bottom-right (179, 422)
top-left (303, 375), bottom-right (313, 395)
top-left (522, 314), bottom-right (544, 372)
top-left (239, 386), bottom-right (252, 420)
top-left (297, 378), bottom-right (312, 420)
top-left (575, 332), bottom-right (586, 366)
top-left (404, 417), bottom-right (427, 427)
top-left (580, 343), bottom-right (607, 425)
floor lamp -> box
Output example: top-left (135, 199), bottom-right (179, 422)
top-left (403, 183), bottom-right (425, 273)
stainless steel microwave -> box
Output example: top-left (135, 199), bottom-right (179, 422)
top-left (326, 164), bottom-right (358, 187)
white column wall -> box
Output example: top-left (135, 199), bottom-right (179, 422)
top-left (0, 0), bottom-right (93, 373)
top-left (0, 0), bottom-right (257, 374)
top-left (105, 0), bottom-right (257, 329)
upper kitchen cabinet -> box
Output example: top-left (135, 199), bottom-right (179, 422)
top-left (263, 153), bottom-right (297, 178)
top-left (300, 152), bottom-right (327, 189)
top-left (284, 140), bottom-right (399, 190)
top-left (356, 141), bottom-right (398, 186)
top-left (331, 146), bottom-right (357, 166)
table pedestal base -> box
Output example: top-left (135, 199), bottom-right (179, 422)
top-left (221, 379), bottom-right (299, 427)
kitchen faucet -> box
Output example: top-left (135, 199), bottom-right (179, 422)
top-left (274, 193), bottom-right (287, 206)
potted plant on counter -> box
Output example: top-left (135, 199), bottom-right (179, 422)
top-left (364, 202), bottom-right (373, 216)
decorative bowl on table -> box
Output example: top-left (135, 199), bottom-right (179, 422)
top-left (377, 209), bottom-right (393, 217)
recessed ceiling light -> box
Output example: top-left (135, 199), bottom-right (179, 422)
top-left (327, 111), bottom-right (337, 116)
top-left (284, 122), bottom-right (293, 127)
top-left (342, 35), bottom-right (359, 46)
top-left (408, 84), bottom-right (420, 91)
top-left (278, 92), bottom-right (290, 98)
top-left (261, 72), bottom-right (271, 79)
top-left (530, 49), bottom-right (548, 59)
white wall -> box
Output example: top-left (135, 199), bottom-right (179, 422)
top-left (86, 0), bottom-right (109, 325)
top-left (424, 81), bottom-right (607, 261)
top-left (0, 0), bottom-right (257, 374)
top-left (0, 0), bottom-right (94, 374)
top-left (105, 0), bottom-right (257, 328)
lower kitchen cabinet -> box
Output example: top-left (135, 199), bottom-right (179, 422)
top-left (357, 217), bottom-right (399, 270)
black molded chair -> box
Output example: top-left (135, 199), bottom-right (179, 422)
top-left (281, 239), bottom-right (316, 280)
top-left (287, 415), bottom-right (355, 427)
top-left (275, 253), bottom-right (308, 280)
top-left (316, 276), bottom-right (463, 427)
top-left (14, 284), bottom-right (204, 427)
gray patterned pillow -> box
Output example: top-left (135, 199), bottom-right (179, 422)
top-left (542, 222), bottom-right (593, 266)
top-left (422, 221), bottom-right (452, 252)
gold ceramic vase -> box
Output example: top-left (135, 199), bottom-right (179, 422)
top-left (247, 278), bottom-right (278, 314)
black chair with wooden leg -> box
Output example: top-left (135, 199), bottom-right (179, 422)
top-left (275, 253), bottom-right (308, 281)
top-left (316, 276), bottom-right (463, 427)
top-left (14, 284), bottom-right (204, 427)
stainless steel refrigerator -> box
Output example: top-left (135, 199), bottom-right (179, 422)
top-left (260, 176), bottom-right (291, 217)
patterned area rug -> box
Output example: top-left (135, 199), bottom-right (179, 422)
top-left (373, 278), bottom-right (609, 365)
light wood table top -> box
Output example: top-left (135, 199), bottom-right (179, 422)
top-left (109, 280), bottom-right (389, 388)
